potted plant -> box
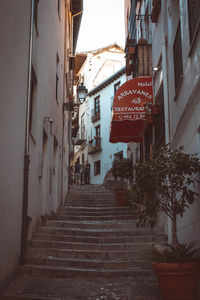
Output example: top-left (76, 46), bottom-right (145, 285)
top-left (111, 158), bottom-right (133, 206)
top-left (130, 145), bottom-right (200, 300)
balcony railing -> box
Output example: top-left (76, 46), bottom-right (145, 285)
top-left (88, 137), bottom-right (102, 154)
top-left (91, 109), bottom-right (100, 122)
top-left (126, 43), bottom-right (152, 77)
top-left (72, 131), bottom-right (86, 145)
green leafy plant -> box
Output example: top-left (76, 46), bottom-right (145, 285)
top-left (130, 145), bottom-right (200, 260)
top-left (153, 242), bottom-right (200, 263)
top-left (111, 158), bottom-right (133, 181)
top-left (111, 158), bottom-right (133, 191)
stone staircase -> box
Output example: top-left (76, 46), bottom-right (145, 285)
top-left (1, 184), bottom-right (167, 299)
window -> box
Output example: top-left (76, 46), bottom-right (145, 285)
top-left (58, 0), bottom-right (61, 19)
top-left (94, 160), bottom-right (101, 176)
top-left (95, 125), bottom-right (100, 138)
top-left (29, 67), bottom-right (37, 133)
top-left (188, 0), bottom-right (200, 44)
top-left (114, 81), bottom-right (120, 95)
top-left (173, 22), bottom-right (183, 91)
top-left (95, 125), bottom-right (101, 147)
top-left (34, 0), bottom-right (39, 35)
top-left (94, 96), bottom-right (100, 114)
top-left (39, 129), bottom-right (47, 179)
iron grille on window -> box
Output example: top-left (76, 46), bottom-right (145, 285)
top-left (188, 0), bottom-right (200, 44)
top-left (94, 96), bottom-right (100, 114)
top-left (173, 22), bottom-right (183, 91)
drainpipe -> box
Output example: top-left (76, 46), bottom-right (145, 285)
top-left (161, 0), bottom-right (171, 144)
top-left (61, 0), bottom-right (67, 209)
top-left (71, 10), bottom-right (83, 54)
top-left (20, 0), bottom-right (34, 264)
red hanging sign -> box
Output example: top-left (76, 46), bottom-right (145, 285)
top-left (110, 77), bottom-right (153, 143)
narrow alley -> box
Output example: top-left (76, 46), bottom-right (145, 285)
top-left (1, 1), bottom-right (200, 299)
top-left (1, 185), bottom-right (166, 299)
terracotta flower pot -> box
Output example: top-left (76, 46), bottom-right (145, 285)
top-left (152, 262), bottom-right (200, 300)
top-left (115, 190), bottom-right (128, 206)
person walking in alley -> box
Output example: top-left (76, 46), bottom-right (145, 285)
top-left (84, 160), bottom-right (90, 184)
top-left (74, 159), bottom-right (82, 185)
top-left (81, 161), bottom-right (85, 185)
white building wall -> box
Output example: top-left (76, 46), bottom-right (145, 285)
top-left (77, 73), bottom-right (127, 184)
top-left (78, 45), bottom-right (125, 92)
top-left (151, 0), bottom-right (200, 244)
top-left (0, 0), bottom-right (70, 285)
top-left (0, 0), bottom-right (30, 285)
top-left (165, 0), bottom-right (200, 244)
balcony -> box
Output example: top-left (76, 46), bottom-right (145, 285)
top-left (73, 131), bottom-right (86, 145)
top-left (88, 137), bottom-right (102, 154)
top-left (91, 109), bottom-right (100, 122)
top-left (126, 42), bottom-right (152, 77)
top-left (125, 38), bottom-right (136, 61)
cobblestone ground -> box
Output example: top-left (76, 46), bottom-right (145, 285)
top-left (2, 274), bottom-right (161, 300)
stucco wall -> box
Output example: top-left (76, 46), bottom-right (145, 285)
top-left (0, 0), bottom-right (30, 284)
top-left (28, 0), bottom-right (66, 226)
top-left (84, 73), bottom-right (127, 184)
top-left (166, 0), bottom-right (200, 243)
top-left (0, 0), bottom-right (70, 285)
top-left (151, 0), bottom-right (200, 244)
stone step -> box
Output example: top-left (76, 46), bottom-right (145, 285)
top-left (62, 206), bottom-right (131, 216)
top-left (28, 239), bottom-right (166, 251)
top-left (21, 264), bottom-right (155, 278)
top-left (66, 202), bottom-right (121, 208)
top-left (27, 247), bottom-right (154, 260)
top-left (67, 196), bottom-right (115, 201)
top-left (63, 205), bottom-right (131, 213)
top-left (67, 193), bottom-right (114, 198)
top-left (1, 296), bottom-right (162, 300)
top-left (44, 219), bottom-right (138, 229)
top-left (38, 226), bottom-right (158, 237)
top-left (0, 297), bottom-right (58, 300)
top-left (69, 185), bottom-right (111, 192)
top-left (56, 214), bottom-right (136, 221)
top-left (38, 226), bottom-right (166, 241)
top-left (26, 255), bottom-right (153, 270)
top-left (35, 227), bottom-right (159, 239)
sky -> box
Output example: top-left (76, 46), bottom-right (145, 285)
top-left (76, 0), bottom-right (125, 53)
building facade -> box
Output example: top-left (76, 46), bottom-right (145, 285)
top-left (72, 45), bottom-right (127, 184)
top-left (0, 0), bottom-right (82, 287)
top-left (124, 0), bottom-right (200, 244)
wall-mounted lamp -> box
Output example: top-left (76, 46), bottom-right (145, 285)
top-left (77, 83), bottom-right (88, 104)
top-left (153, 66), bottom-right (161, 72)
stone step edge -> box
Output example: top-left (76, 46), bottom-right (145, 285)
top-left (32, 230), bottom-right (166, 237)
top-left (26, 254), bottom-right (152, 263)
top-left (22, 264), bottom-right (154, 275)
top-left (1, 296), bottom-right (58, 300)
top-left (27, 247), bottom-right (154, 255)
top-left (28, 240), bottom-right (166, 248)
top-left (64, 205), bottom-right (130, 209)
